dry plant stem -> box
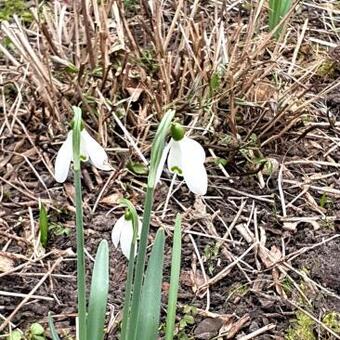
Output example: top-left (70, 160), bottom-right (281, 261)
top-left (238, 324), bottom-right (276, 340)
top-left (0, 258), bottom-right (63, 332)
top-left (81, 0), bottom-right (95, 69)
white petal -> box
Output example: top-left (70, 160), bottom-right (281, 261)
top-left (54, 131), bottom-right (73, 183)
top-left (179, 136), bottom-right (205, 164)
top-left (119, 219), bottom-right (134, 259)
top-left (182, 162), bottom-right (208, 195)
top-left (167, 139), bottom-right (183, 175)
top-left (155, 142), bottom-right (171, 184)
top-left (180, 137), bottom-right (208, 195)
top-left (111, 215), bottom-right (125, 248)
top-left (81, 130), bottom-right (111, 171)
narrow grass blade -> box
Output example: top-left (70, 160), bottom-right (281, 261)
top-left (48, 312), bottom-right (61, 340)
top-left (165, 214), bottom-right (182, 340)
top-left (87, 239), bottom-right (109, 340)
top-left (39, 200), bottom-right (48, 248)
top-left (136, 228), bottom-right (165, 340)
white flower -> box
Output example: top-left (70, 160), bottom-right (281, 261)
top-left (157, 136), bottom-right (208, 195)
top-left (54, 129), bottom-right (111, 183)
top-left (111, 215), bottom-right (142, 259)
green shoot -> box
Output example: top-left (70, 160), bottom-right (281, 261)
top-left (136, 228), bottom-right (166, 340)
top-left (165, 214), bottom-right (182, 340)
top-left (268, 0), bottom-right (292, 38)
top-left (87, 240), bottom-right (109, 340)
top-left (38, 201), bottom-right (48, 248)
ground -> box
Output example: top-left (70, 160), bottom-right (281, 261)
top-left (0, 0), bottom-right (339, 339)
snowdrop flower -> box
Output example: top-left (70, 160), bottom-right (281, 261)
top-left (111, 212), bottom-right (142, 259)
top-left (54, 128), bottom-right (111, 183)
top-left (157, 123), bottom-right (208, 195)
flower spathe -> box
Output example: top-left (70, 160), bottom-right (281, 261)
top-left (54, 129), bottom-right (111, 183)
top-left (111, 215), bottom-right (142, 259)
top-left (157, 135), bottom-right (208, 196)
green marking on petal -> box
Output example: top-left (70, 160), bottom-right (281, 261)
top-left (171, 166), bottom-right (183, 175)
top-left (80, 154), bottom-right (87, 162)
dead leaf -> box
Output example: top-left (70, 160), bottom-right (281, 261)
top-left (259, 245), bottom-right (282, 269)
top-left (0, 252), bottom-right (15, 273)
top-left (126, 87), bottom-right (143, 102)
top-left (223, 314), bottom-right (250, 338)
top-left (247, 81), bottom-right (278, 103)
top-left (100, 193), bottom-right (123, 205)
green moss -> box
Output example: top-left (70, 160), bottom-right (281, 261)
top-left (0, 0), bottom-right (33, 23)
top-left (317, 59), bottom-right (337, 77)
top-left (286, 311), bottom-right (316, 340)
top-left (322, 312), bottom-right (340, 334)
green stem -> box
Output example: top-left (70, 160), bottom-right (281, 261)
top-left (126, 186), bottom-right (154, 340)
top-left (120, 201), bottom-right (139, 340)
top-left (74, 169), bottom-right (87, 340)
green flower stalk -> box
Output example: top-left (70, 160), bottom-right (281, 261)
top-left (123, 109), bottom-right (175, 340)
top-left (72, 107), bottom-right (87, 340)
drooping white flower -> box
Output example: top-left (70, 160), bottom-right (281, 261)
top-left (111, 214), bottom-right (142, 259)
top-left (54, 129), bottom-right (111, 183)
top-left (157, 123), bottom-right (208, 195)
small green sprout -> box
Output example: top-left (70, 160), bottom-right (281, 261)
top-left (39, 201), bottom-right (48, 248)
top-left (268, 0), bottom-right (292, 39)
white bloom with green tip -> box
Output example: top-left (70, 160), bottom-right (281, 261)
top-left (54, 129), bottom-right (111, 183)
top-left (111, 214), bottom-right (142, 259)
top-left (157, 123), bottom-right (208, 195)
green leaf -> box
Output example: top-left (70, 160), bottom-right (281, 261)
top-left (268, 0), bottom-right (292, 38)
top-left (209, 72), bottom-right (221, 93)
top-left (48, 313), bottom-right (61, 340)
top-left (183, 315), bottom-right (195, 324)
top-left (87, 240), bottom-right (110, 340)
top-left (165, 214), bottom-right (182, 340)
top-left (6, 330), bottom-right (22, 340)
top-left (136, 229), bottom-right (165, 340)
top-left (39, 201), bottom-right (48, 248)
top-left (30, 323), bottom-right (44, 335)
top-left (127, 160), bottom-right (149, 175)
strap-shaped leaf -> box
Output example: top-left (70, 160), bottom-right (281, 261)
top-left (39, 200), bottom-right (48, 248)
top-left (48, 312), bottom-right (61, 340)
top-left (137, 228), bottom-right (165, 340)
top-left (165, 214), bottom-right (182, 340)
top-left (87, 240), bottom-right (109, 340)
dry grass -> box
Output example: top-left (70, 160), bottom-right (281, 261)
top-left (0, 0), bottom-right (339, 339)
